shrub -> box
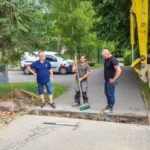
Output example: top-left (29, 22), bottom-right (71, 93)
top-left (88, 62), bottom-right (96, 67)
top-left (124, 50), bottom-right (132, 66)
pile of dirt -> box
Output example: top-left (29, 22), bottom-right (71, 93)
top-left (0, 89), bottom-right (40, 111)
top-left (0, 89), bottom-right (40, 125)
top-left (6, 89), bottom-right (40, 100)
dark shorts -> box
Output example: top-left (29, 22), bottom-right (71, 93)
top-left (37, 82), bottom-right (53, 95)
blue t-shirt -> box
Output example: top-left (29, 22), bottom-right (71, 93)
top-left (104, 56), bottom-right (119, 82)
top-left (30, 60), bottom-right (51, 84)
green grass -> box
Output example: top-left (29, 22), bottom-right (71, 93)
top-left (0, 82), bottom-right (67, 104)
top-left (140, 81), bottom-right (150, 104)
top-left (8, 61), bottom-right (20, 67)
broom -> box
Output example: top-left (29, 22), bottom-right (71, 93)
top-left (74, 53), bottom-right (90, 110)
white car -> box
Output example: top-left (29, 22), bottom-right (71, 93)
top-left (20, 51), bottom-right (73, 75)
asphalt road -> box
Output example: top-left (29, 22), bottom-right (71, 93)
top-left (8, 70), bottom-right (75, 84)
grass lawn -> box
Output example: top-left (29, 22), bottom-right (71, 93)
top-left (0, 82), bottom-right (67, 99)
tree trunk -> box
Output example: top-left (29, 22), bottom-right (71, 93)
top-left (0, 64), bottom-right (9, 83)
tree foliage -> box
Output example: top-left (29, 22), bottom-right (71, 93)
top-left (0, 0), bottom-right (55, 62)
top-left (148, 2), bottom-right (150, 52)
top-left (92, 0), bottom-right (130, 50)
top-left (45, 0), bottom-right (98, 60)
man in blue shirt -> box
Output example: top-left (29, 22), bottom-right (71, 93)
top-left (27, 51), bottom-right (56, 108)
top-left (102, 49), bottom-right (122, 113)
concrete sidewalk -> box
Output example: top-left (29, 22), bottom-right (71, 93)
top-left (0, 115), bottom-right (149, 150)
top-left (34, 67), bottom-right (148, 121)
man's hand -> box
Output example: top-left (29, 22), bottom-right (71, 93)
top-left (79, 77), bottom-right (83, 82)
top-left (78, 71), bottom-right (90, 82)
top-left (51, 76), bottom-right (54, 82)
top-left (109, 78), bottom-right (115, 83)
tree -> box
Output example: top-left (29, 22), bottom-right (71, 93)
top-left (0, 0), bottom-right (55, 83)
top-left (92, 0), bottom-right (130, 50)
top-left (44, 0), bottom-right (99, 61)
top-left (0, 0), bottom-right (55, 62)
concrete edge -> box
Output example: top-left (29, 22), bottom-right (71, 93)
top-left (28, 106), bottom-right (148, 118)
top-left (141, 90), bottom-right (150, 125)
top-left (27, 107), bottom-right (148, 125)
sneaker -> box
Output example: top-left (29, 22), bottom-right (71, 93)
top-left (72, 102), bottom-right (80, 107)
top-left (40, 102), bottom-right (46, 108)
top-left (48, 102), bottom-right (56, 109)
top-left (103, 108), bottom-right (113, 113)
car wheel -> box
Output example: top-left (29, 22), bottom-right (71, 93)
top-left (59, 67), bottom-right (67, 74)
top-left (23, 68), bottom-right (30, 75)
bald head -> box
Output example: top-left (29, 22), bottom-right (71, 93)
top-left (102, 49), bottom-right (112, 59)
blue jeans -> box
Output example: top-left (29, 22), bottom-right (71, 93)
top-left (37, 82), bottom-right (53, 95)
top-left (104, 80), bottom-right (118, 109)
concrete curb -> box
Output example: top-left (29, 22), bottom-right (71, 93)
top-left (141, 90), bottom-right (150, 125)
top-left (27, 107), bottom-right (149, 125)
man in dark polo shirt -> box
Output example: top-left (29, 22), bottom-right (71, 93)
top-left (102, 48), bottom-right (122, 113)
top-left (27, 51), bottom-right (56, 108)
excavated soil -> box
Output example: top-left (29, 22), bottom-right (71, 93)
top-left (0, 89), bottom-right (39, 125)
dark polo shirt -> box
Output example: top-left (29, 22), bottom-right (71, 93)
top-left (104, 56), bottom-right (119, 82)
top-left (30, 59), bottom-right (51, 84)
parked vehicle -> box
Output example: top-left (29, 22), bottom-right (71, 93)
top-left (20, 51), bottom-right (73, 75)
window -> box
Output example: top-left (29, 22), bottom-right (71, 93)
top-left (45, 55), bottom-right (57, 62)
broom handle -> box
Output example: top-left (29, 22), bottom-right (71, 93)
top-left (74, 55), bottom-right (84, 105)
top-left (43, 122), bottom-right (78, 126)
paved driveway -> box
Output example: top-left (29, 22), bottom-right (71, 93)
top-left (0, 115), bottom-right (150, 150)
top-left (9, 67), bottom-right (147, 117)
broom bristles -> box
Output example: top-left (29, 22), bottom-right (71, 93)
top-left (80, 104), bottom-right (90, 110)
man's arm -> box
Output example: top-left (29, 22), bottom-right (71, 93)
top-left (109, 65), bottom-right (122, 83)
top-left (49, 68), bottom-right (54, 82)
top-left (79, 70), bottom-right (90, 81)
top-left (27, 66), bottom-right (36, 76)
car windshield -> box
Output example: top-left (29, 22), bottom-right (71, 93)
top-left (30, 53), bottom-right (37, 58)
top-left (54, 54), bottom-right (64, 61)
